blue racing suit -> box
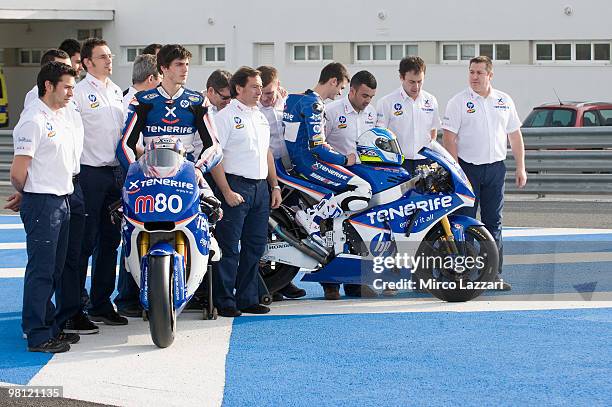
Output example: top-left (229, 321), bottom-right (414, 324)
top-left (283, 89), bottom-right (371, 211)
top-left (117, 86), bottom-right (222, 177)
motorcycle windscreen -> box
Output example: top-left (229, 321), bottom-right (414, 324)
top-left (419, 140), bottom-right (475, 198)
top-left (141, 149), bottom-right (185, 179)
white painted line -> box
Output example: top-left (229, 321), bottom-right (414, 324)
top-left (505, 252), bottom-right (612, 265)
top-left (257, 294), bottom-right (612, 317)
top-left (0, 267), bottom-right (93, 278)
top-left (29, 315), bottom-right (233, 407)
top-left (0, 224), bottom-right (23, 229)
top-left (503, 228), bottom-right (612, 237)
top-left (0, 242), bottom-right (25, 250)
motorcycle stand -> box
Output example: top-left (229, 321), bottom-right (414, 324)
top-left (204, 264), bottom-right (218, 320)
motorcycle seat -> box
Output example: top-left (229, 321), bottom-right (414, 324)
top-left (274, 158), bottom-right (334, 200)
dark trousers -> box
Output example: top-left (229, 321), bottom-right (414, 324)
top-left (402, 158), bottom-right (432, 178)
top-left (20, 193), bottom-right (70, 347)
top-left (213, 175), bottom-right (269, 310)
top-left (114, 247), bottom-right (140, 309)
top-left (79, 165), bottom-right (122, 315)
top-left (55, 179), bottom-right (86, 327)
top-left (457, 159), bottom-right (505, 273)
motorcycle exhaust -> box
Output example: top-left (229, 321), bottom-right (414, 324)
top-left (268, 217), bottom-right (328, 264)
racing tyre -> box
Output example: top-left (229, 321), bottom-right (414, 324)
top-left (148, 255), bottom-right (176, 348)
top-left (413, 224), bottom-right (499, 302)
top-left (260, 209), bottom-right (300, 293)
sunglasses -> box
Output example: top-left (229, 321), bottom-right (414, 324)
top-left (214, 88), bottom-right (232, 101)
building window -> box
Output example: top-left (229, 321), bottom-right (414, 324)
top-left (77, 28), bottom-right (102, 40)
top-left (19, 48), bottom-right (44, 65)
top-left (535, 42), bottom-right (611, 62)
top-left (125, 47), bottom-right (145, 63)
top-left (292, 44), bottom-right (333, 62)
top-left (442, 43), bottom-right (510, 62)
top-left (355, 43), bottom-right (418, 63)
top-left (203, 45), bottom-right (225, 63)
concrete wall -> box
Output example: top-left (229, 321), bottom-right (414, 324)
top-left (1, 0), bottom-right (611, 127)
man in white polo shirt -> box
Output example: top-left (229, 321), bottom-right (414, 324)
top-left (211, 66), bottom-right (282, 317)
top-left (376, 56), bottom-right (440, 176)
top-left (73, 38), bottom-right (127, 325)
top-left (11, 62), bottom-right (78, 353)
top-left (323, 70), bottom-right (379, 299)
top-left (442, 56), bottom-right (527, 291)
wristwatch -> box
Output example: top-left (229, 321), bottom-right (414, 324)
top-left (272, 185), bottom-right (281, 190)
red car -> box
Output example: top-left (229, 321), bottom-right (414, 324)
top-left (522, 102), bottom-right (612, 128)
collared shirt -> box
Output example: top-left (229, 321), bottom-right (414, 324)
top-left (442, 87), bottom-right (522, 165)
top-left (123, 86), bottom-right (137, 114)
top-left (13, 98), bottom-right (76, 195)
top-left (23, 86), bottom-right (84, 175)
top-left (215, 98), bottom-right (270, 180)
top-left (376, 87), bottom-right (440, 160)
top-left (258, 97), bottom-right (287, 159)
top-left (324, 95), bottom-right (376, 158)
top-left (73, 73), bottom-right (124, 167)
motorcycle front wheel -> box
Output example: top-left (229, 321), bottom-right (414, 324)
top-left (147, 255), bottom-right (176, 348)
top-left (412, 224), bottom-right (499, 302)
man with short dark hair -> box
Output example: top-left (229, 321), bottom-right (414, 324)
top-left (59, 39), bottom-right (83, 77)
top-left (11, 62), bottom-right (79, 352)
top-left (376, 56), bottom-right (440, 176)
top-left (73, 38), bottom-right (127, 326)
top-left (321, 70), bottom-right (379, 299)
top-left (442, 56), bottom-right (527, 291)
top-left (204, 69), bottom-right (232, 113)
top-left (211, 66), bottom-right (282, 316)
top-left (284, 63), bottom-right (372, 297)
top-left (23, 49), bottom-right (71, 108)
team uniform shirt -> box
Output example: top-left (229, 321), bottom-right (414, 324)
top-left (23, 86), bottom-right (84, 175)
top-left (73, 73), bottom-right (124, 167)
top-left (283, 89), bottom-right (347, 167)
top-left (117, 86), bottom-right (221, 174)
top-left (376, 87), bottom-right (440, 160)
top-left (258, 97), bottom-right (287, 159)
top-left (123, 86), bottom-right (137, 114)
top-left (215, 99), bottom-right (270, 180)
top-left (442, 87), bottom-right (522, 165)
top-left (324, 96), bottom-right (376, 158)
top-left (13, 98), bottom-right (76, 195)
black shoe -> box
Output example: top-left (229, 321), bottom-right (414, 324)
top-left (272, 292), bottom-right (284, 302)
top-left (493, 275), bottom-right (512, 291)
top-left (184, 296), bottom-right (205, 313)
top-left (218, 307), bottom-right (242, 318)
top-left (323, 285), bottom-right (341, 300)
top-left (344, 284), bottom-right (378, 298)
top-left (278, 282), bottom-right (306, 299)
top-left (57, 331), bottom-right (80, 344)
top-left (63, 313), bottom-right (100, 334)
top-left (240, 304), bottom-right (270, 314)
top-left (117, 304), bottom-right (144, 318)
top-left (89, 310), bottom-right (129, 326)
top-left (28, 338), bottom-right (70, 353)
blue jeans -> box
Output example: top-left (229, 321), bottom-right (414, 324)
top-left (457, 159), bottom-right (505, 273)
top-left (213, 175), bottom-right (270, 309)
top-left (79, 165), bottom-right (122, 315)
top-left (20, 193), bottom-right (70, 347)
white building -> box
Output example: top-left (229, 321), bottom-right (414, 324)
top-left (1, 0), bottom-right (611, 127)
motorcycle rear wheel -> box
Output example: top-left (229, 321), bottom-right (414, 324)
top-left (413, 224), bottom-right (499, 302)
top-left (148, 255), bottom-right (176, 348)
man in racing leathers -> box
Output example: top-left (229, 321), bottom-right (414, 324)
top-left (117, 44), bottom-right (221, 184)
top-left (284, 62), bottom-right (372, 248)
top-left (115, 44), bottom-right (222, 316)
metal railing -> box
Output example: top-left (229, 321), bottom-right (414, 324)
top-left (2, 128), bottom-right (612, 195)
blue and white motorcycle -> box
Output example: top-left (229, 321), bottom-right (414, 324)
top-left (261, 128), bottom-right (498, 302)
top-left (119, 138), bottom-right (221, 348)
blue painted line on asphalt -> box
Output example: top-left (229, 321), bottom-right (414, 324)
top-left (0, 216), bottom-right (21, 225)
top-left (0, 229), bottom-right (26, 243)
top-left (505, 233), bottom-right (612, 242)
top-left (223, 309), bottom-right (612, 407)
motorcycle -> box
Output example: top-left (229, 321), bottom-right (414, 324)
top-left (260, 128), bottom-right (499, 302)
top-left (119, 137), bottom-right (221, 348)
